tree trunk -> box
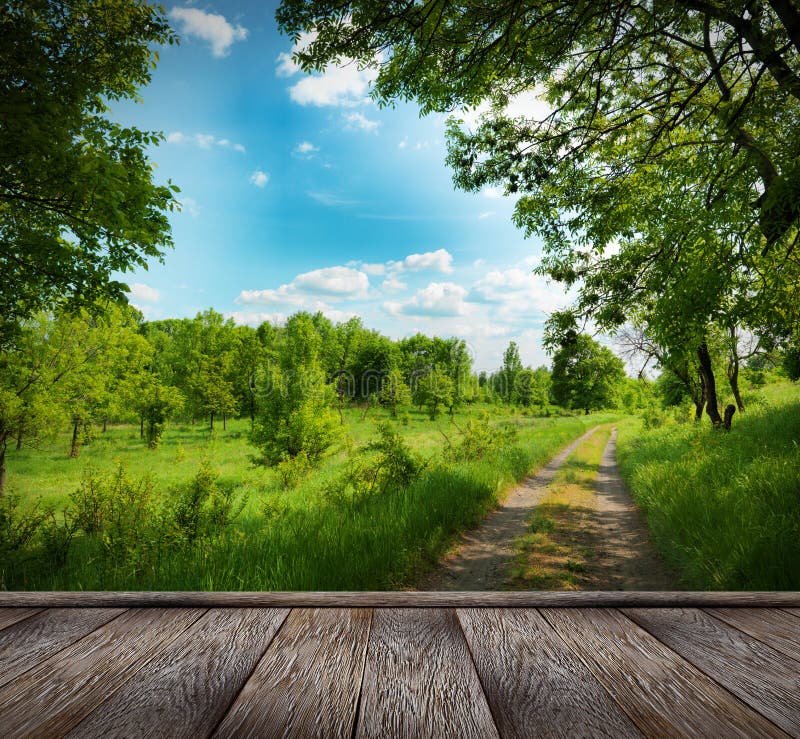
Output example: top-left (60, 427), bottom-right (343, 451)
top-left (723, 403), bottom-right (736, 430)
top-left (0, 437), bottom-right (7, 495)
top-left (697, 342), bottom-right (723, 427)
top-left (694, 372), bottom-right (706, 422)
top-left (727, 357), bottom-right (745, 412)
top-left (15, 423), bottom-right (23, 450)
top-left (210, 413), bottom-right (214, 432)
top-left (70, 419), bottom-right (81, 458)
top-left (140, 416), bottom-right (144, 439)
top-left (102, 418), bottom-right (108, 433)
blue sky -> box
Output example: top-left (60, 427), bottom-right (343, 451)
top-left (114, 1), bottom-right (571, 371)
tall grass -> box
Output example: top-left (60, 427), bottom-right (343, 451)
top-left (616, 384), bottom-right (800, 589)
top-left (3, 409), bottom-right (609, 590)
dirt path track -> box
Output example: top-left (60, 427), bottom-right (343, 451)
top-left (417, 426), bottom-right (600, 591)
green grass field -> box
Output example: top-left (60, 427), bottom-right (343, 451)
top-left (616, 383), bottom-right (800, 590)
top-left (3, 403), bottom-right (613, 591)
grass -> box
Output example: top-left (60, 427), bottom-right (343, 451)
top-left (2, 403), bottom-right (614, 590)
top-left (507, 425), bottom-right (613, 590)
top-left (616, 383), bottom-right (800, 590)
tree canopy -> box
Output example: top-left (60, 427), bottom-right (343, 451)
top-left (276, 0), bottom-right (800, 412)
top-left (0, 0), bottom-right (179, 346)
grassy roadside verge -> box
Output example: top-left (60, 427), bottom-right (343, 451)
top-left (507, 425), bottom-right (613, 590)
top-left (2, 413), bottom-right (616, 591)
top-left (616, 385), bottom-right (800, 590)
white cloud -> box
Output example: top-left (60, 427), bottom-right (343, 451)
top-left (227, 311), bottom-right (288, 327)
top-left (294, 266), bottom-right (369, 296)
top-left (129, 283), bottom-right (160, 303)
top-left (473, 259), bottom-right (486, 268)
top-left (343, 111), bottom-right (380, 132)
top-left (250, 170), bottom-right (269, 187)
top-left (398, 137), bottom-right (408, 149)
top-left (382, 276), bottom-right (408, 292)
top-left (470, 267), bottom-right (572, 317)
top-left (482, 186), bottom-right (503, 199)
top-left (169, 7), bottom-right (248, 58)
top-left (358, 263), bottom-right (386, 276)
top-left (167, 131), bottom-right (246, 152)
top-left (386, 282), bottom-right (470, 317)
top-left (278, 33), bottom-right (376, 107)
top-left (237, 266), bottom-right (369, 308)
top-left (195, 133), bottom-right (215, 149)
top-left (294, 141), bottom-right (319, 157)
top-left (397, 248), bottom-right (454, 274)
top-left (478, 211), bottom-right (495, 219)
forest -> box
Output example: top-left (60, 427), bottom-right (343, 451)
top-left (2, 1), bottom-right (800, 590)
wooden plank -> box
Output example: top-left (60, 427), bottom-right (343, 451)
top-left (542, 608), bottom-right (787, 738)
top-left (784, 609), bottom-right (800, 619)
top-left (0, 607), bottom-right (126, 689)
top-left (66, 608), bottom-right (288, 739)
top-left (624, 607), bottom-right (800, 737)
top-left (355, 608), bottom-right (499, 738)
top-left (0, 607), bottom-right (204, 738)
top-left (458, 608), bottom-right (643, 738)
top-left (707, 608), bottom-right (800, 663)
top-left (0, 607), bottom-right (44, 631)
top-left (2, 591), bottom-right (800, 607)
top-left (214, 608), bottom-right (371, 739)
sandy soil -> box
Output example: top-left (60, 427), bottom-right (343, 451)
top-left (417, 426), bottom-right (676, 591)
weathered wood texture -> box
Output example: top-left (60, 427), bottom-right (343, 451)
top-left (542, 608), bottom-right (787, 737)
top-left (2, 590), bottom-right (800, 607)
top-left (357, 608), bottom-right (499, 738)
top-left (0, 607), bottom-right (43, 631)
top-left (66, 608), bottom-right (288, 739)
top-left (707, 607), bottom-right (800, 663)
top-left (457, 608), bottom-right (643, 738)
top-left (0, 603), bottom-right (798, 737)
top-left (214, 608), bottom-right (370, 738)
top-left (0, 608), bottom-right (204, 738)
top-left (624, 607), bottom-right (800, 737)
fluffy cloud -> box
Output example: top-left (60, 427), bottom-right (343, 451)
top-left (343, 111), bottom-right (380, 132)
top-left (277, 32), bottom-right (376, 107)
top-left (237, 266), bottom-right (369, 308)
top-left (396, 248), bottom-right (454, 274)
top-left (129, 283), bottom-right (160, 302)
top-left (385, 282), bottom-right (470, 317)
top-left (169, 7), bottom-right (248, 58)
top-left (470, 268), bottom-right (572, 317)
top-left (166, 131), bottom-right (245, 152)
top-left (227, 311), bottom-right (288, 327)
top-left (482, 186), bottom-right (503, 199)
top-left (381, 276), bottom-right (408, 292)
top-left (177, 197), bottom-right (200, 217)
top-left (294, 141), bottom-right (319, 158)
top-left (249, 170), bottom-right (269, 187)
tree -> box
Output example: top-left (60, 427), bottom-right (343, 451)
top-left (277, 1), bottom-right (800, 414)
top-left (414, 368), bottom-right (454, 419)
top-left (501, 341), bottom-right (523, 404)
top-left (515, 366), bottom-right (551, 409)
top-left (550, 335), bottom-right (626, 414)
top-left (251, 313), bottom-right (341, 465)
top-left (379, 369), bottom-right (412, 417)
top-left (0, 1), bottom-right (179, 346)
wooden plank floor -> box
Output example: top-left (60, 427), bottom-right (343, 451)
top-left (0, 594), bottom-right (798, 738)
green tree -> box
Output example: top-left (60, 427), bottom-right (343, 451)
top-left (515, 366), bottom-right (551, 410)
top-left (550, 335), bottom-right (626, 414)
top-left (251, 313), bottom-right (341, 465)
top-left (501, 341), bottom-right (523, 404)
top-left (379, 368), bottom-right (412, 417)
top-left (0, 1), bottom-right (179, 345)
top-left (414, 368), bottom-right (454, 420)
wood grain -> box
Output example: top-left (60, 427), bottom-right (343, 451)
top-left (2, 591), bottom-right (800, 607)
top-left (0, 607), bottom-right (204, 738)
top-left (624, 607), bottom-right (800, 736)
top-left (458, 608), bottom-right (643, 738)
top-left (707, 608), bottom-right (800, 663)
top-left (214, 607), bottom-right (371, 738)
top-left (0, 607), bottom-right (43, 631)
top-left (66, 608), bottom-right (288, 739)
top-left (0, 607), bottom-right (125, 689)
top-left (784, 609), bottom-right (800, 620)
top-left (542, 608), bottom-right (787, 737)
top-left (355, 608), bottom-right (499, 739)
